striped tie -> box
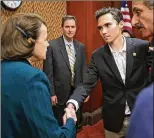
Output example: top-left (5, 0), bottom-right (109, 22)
top-left (67, 44), bottom-right (76, 86)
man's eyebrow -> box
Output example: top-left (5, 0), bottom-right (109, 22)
top-left (101, 22), bottom-right (112, 26)
top-left (65, 25), bottom-right (76, 27)
top-left (104, 22), bottom-right (112, 25)
top-left (132, 7), bottom-right (141, 12)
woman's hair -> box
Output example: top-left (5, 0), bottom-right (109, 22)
top-left (1, 13), bottom-right (46, 60)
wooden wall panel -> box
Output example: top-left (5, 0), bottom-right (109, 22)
top-left (1, 1), bottom-right (34, 23)
top-left (67, 1), bottom-right (87, 47)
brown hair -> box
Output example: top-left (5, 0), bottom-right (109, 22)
top-left (61, 15), bottom-right (77, 27)
top-left (1, 13), bottom-right (46, 60)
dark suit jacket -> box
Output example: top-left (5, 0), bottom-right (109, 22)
top-left (70, 38), bottom-right (150, 132)
top-left (43, 36), bottom-right (87, 105)
top-left (1, 60), bottom-right (76, 138)
top-left (126, 83), bottom-right (153, 138)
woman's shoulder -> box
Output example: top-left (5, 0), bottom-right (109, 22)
top-left (18, 61), bottom-right (47, 82)
top-left (2, 60), bottom-right (48, 82)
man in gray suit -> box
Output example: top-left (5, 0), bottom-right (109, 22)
top-left (43, 15), bottom-right (88, 131)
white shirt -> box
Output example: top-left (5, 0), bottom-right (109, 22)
top-left (63, 35), bottom-right (76, 57)
top-left (109, 36), bottom-right (131, 115)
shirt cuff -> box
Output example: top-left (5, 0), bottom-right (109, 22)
top-left (67, 99), bottom-right (79, 112)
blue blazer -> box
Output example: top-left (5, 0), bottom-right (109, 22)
top-left (126, 83), bottom-right (154, 138)
top-left (1, 60), bottom-right (76, 138)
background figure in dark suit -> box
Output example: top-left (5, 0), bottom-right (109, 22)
top-left (43, 15), bottom-right (88, 131)
top-left (67, 7), bottom-right (150, 138)
top-left (126, 2), bottom-right (154, 138)
top-left (1, 13), bottom-right (76, 138)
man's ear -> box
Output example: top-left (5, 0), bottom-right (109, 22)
top-left (119, 21), bottom-right (124, 29)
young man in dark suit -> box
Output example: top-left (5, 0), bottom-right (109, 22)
top-left (67, 7), bottom-right (151, 138)
top-left (43, 15), bottom-right (88, 131)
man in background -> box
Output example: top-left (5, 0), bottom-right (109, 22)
top-left (43, 15), bottom-right (89, 131)
top-left (126, 1), bottom-right (154, 138)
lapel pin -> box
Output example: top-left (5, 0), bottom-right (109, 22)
top-left (133, 52), bottom-right (136, 56)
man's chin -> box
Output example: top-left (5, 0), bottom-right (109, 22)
top-left (104, 39), bottom-right (111, 43)
top-left (67, 36), bottom-right (74, 39)
top-left (64, 35), bottom-right (74, 41)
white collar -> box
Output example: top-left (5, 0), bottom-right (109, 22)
top-left (109, 36), bottom-right (126, 53)
top-left (63, 35), bottom-right (73, 46)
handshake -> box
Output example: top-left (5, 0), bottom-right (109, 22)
top-left (63, 103), bottom-right (77, 125)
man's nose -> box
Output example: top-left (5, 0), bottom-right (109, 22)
top-left (101, 28), bottom-right (107, 35)
top-left (131, 15), bottom-right (139, 27)
top-left (69, 27), bottom-right (72, 32)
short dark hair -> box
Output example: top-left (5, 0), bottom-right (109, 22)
top-left (143, 1), bottom-right (154, 10)
top-left (95, 7), bottom-right (123, 24)
top-left (1, 13), bottom-right (46, 60)
top-left (61, 15), bottom-right (77, 27)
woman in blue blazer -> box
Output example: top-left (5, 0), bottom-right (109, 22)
top-left (1, 13), bottom-right (76, 138)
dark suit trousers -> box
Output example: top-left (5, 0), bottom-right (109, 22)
top-left (53, 86), bottom-right (83, 128)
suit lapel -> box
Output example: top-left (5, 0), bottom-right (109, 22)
top-left (103, 44), bottom-right (124, 85)
top-left (74, 41), bottom-right (80, 71)
top-left (59, 37), bottom-right (71, 71)
top-left (126, 38), bottom-right (135, 82)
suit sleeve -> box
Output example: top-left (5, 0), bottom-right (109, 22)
top-left (43, 44), bottom-right (55, 96)
top-left (69, 53), bottom-right (99, 107)
top-left (23, 71), bottom-right (76, 138)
